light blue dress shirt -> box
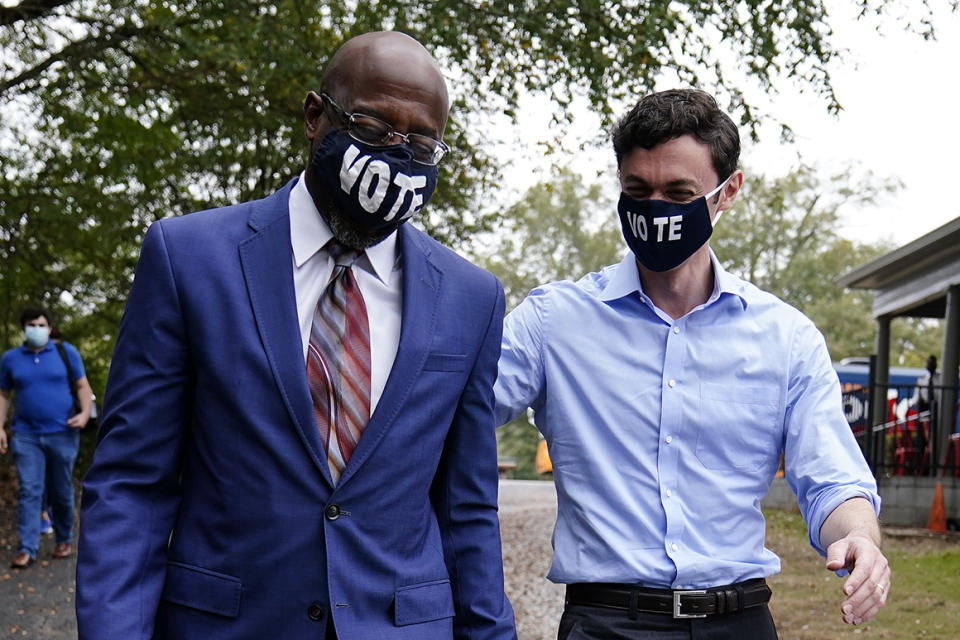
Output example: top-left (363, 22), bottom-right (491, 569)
top-left (494, 251), bottom-right (881, 589)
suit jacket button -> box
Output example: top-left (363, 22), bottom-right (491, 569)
top-left (307, 603), bottom-right (325, 621)
top-left (325, 504), bottom-right (341, 520)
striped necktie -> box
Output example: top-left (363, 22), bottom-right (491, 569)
top-left (307, 241), bottom-right (371, 484)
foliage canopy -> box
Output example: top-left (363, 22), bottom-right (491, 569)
top-left (1, 0), bottom-right (953, 395)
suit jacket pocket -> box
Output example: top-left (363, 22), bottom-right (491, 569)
top-left (393, 579), bottom-right (455, 626)
top-left (423, 353), bottom-right (467, 372)
top-left (161, 561), bottom-right (242, 618)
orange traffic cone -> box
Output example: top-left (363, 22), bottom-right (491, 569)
top-left (927, 482), bottom-right (947, 532)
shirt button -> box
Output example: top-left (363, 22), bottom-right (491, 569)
top-left (673, 326), bottom-right (680, 334)
top-left (665, 435), bottom-right (672, 444)
top-left (325, 504), bottom-right (341, 521)
top-left (671, 543), bottom-right (679, 552)
top-left (307, 603), bottom-right (325, 621)
top-left (666, 489), bottom-right (672, 498)
top-left (668, 379), bottom-right (676, 388)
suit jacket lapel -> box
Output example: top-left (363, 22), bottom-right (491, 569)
top-left (338, 224), bottom-right (442, 487)
top-left (238, 179), bottom-right (335, 486)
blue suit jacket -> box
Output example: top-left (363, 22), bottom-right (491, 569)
top-left (76, 180), bottom-right (516, 639)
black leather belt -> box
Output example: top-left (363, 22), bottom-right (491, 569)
top-left (565, 579), bottom-right (771, 619)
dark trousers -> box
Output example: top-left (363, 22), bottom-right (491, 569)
top-left (557, 602), bottom-right (778, 640)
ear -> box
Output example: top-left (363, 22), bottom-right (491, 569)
top-left (714, 169), bottom-right (743, 217)
top-left (304, 91), bottom-right (326, 141)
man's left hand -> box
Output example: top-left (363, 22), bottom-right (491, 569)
top-left (67, 412), bottom-right (89, 429)
top-left (825, 533), bottom-right (890, 625)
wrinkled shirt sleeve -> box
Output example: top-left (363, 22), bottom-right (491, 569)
top-left (494, 290), bottom-right (546, 427)
top-left (783, 319), bottom-right (881, 554)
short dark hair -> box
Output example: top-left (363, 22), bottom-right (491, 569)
top-left (19, 307), bottom-right (51, 328)
top-left (612, 89), bottom-right (740, 181)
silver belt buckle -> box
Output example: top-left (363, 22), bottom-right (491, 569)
top-left (673, 589), bottom-right (708, 619)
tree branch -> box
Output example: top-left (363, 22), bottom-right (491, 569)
top-left (0, 21), bottom-right (181, 96)
top-left (0, 0), bottom-right (74, 27)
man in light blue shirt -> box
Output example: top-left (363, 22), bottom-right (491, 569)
top-left (495, 89), bottom-right (889, 639)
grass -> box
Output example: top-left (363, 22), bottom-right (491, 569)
top-left (764, 508), bottom-right (960, 640)
top-left (502, 497), bottom-right (960, 640)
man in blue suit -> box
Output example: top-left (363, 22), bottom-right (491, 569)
top-left (77, 31), bottom-right (516, 640)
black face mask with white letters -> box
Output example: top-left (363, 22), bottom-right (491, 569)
top-left (310, 129), bottom-right (439, 237)
top-left (617, 175), bottom-right (732, 272)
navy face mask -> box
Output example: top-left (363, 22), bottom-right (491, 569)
top-left (310, 129), bottom-right (439, 236)
top-left (617, 175), bottom-right (731, 272)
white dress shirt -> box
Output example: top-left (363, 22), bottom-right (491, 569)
top-left (289, 172), bottom-right (402, 413)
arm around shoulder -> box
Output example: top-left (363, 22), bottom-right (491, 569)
top-left (493, 288), bottom-right (547, 427)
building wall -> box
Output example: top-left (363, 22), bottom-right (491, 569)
top-left (761, 476), bottom-right (960, 528)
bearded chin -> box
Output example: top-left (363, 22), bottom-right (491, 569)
top-left (316, 195), bottom-right (402, 250)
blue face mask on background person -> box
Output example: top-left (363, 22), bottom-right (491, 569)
top-left (24, 325), bottom-right (50, 348)
top-left (617, 175), bottom-right (732, 272)
top-left (310, 129), bottom-right (439, 237)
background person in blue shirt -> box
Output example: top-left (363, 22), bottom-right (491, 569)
top-left (0, 307), bottom-right (92, 569)
top-left (495, 89), bottom-right (889, 639)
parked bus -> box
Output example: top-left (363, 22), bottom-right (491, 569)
top-left (835, 358), bottom-right (928, 437)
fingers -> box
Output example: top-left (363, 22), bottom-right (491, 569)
top-left (841, 571), bottom-right (890, 624)
top-left (833, 536), bottom-right (890, 625)
top-left (824, 538), bottom-right (851, 573)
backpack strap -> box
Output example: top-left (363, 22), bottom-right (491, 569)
top-left (54, 341), bottom-right (80, 413)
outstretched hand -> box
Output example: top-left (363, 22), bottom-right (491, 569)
top-left (825, 533), bottom-right (890, 625)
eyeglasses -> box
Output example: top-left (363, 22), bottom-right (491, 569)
top-left (320, 93), bottom-right (450, 166)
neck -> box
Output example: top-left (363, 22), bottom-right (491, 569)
top-left (636, 246), bottom-right (714, 320)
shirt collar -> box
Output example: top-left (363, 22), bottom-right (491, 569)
top-left (288, 172), bottom-right (398, 283)
top-left (598, 248), bottom-right (748, 310)
top-left (598, 251), bottom-right (643, 302)
top-left (709, 250), bottom-right (750, 311)
top-left (19, 341), bottom-right (53, 354)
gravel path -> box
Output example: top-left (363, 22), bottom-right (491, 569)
top-left (1, 507), bottom-right (78, 638)
top-left (499, 480), bottom-right (565, 640)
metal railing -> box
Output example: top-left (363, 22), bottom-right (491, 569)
top-left (846, 380), bottom-right (960, 478)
